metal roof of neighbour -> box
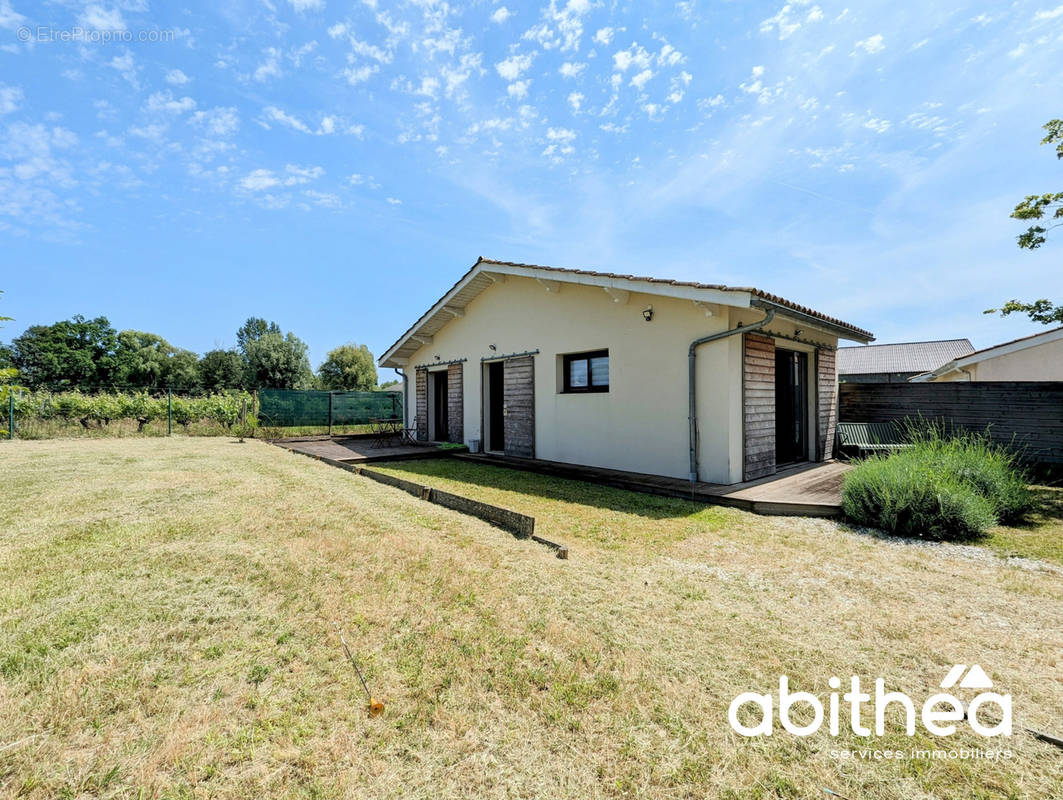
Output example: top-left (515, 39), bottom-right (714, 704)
top-left (380, 257), bottom-right (875, 366)
top-left (909, 325), bottom-right (1063, 381)
top-left (837, 339), bottom-right (975, 375)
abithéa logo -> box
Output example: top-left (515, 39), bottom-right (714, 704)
top-left (728, 665), bottom-right (1011, 738)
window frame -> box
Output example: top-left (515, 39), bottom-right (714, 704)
top-left (562, 349), bottom-right (610, 394)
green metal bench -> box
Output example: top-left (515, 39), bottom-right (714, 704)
top-left (836, 421), bottom-right (912, 459)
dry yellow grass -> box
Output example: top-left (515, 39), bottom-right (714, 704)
top-left (1, 438), bottom-right (1061, 799)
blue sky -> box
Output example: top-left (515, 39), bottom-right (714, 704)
top-left (1, 0), bottom-right (1062, 377)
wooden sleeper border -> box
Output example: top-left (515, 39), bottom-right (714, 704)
top-left (278, 446), bottom-right (569, 559)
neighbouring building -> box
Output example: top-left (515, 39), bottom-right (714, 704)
top-left (911, 325), bottom-right (1063, 382)
top-left (837, 339), bottom-right (974, 383)
top-left (379, 258), bottom-right (874, 485)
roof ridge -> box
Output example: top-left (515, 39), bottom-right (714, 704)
top-left (839, 338), bottom-right (973, 349)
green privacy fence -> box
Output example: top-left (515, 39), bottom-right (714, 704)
top-left (258, 389), bottom-right (402, 428)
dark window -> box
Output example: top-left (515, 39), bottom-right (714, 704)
top-left (562, 349), bottom-right (609, 393)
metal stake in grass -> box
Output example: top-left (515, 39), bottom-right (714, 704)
top-left (332, 621), bottom-right (385, 717)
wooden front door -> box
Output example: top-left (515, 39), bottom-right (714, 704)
top-left (502, 356), bottom-right (534, 458)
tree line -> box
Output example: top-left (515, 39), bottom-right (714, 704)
top-left (0, 312), bottom-right (386, 392)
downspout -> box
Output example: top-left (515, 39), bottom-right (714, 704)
top-left (688, 306), bottom-right (776, 484)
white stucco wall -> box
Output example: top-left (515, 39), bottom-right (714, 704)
top-left (928, 337), bottom-right (1063, 382)
top-left (399, 276), bottom-right (836, 484)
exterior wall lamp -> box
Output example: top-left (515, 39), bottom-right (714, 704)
top-left (642, 306), bottom-right (654, 322)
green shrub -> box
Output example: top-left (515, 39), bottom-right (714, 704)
top-left (904, 425), bottom-right (1033, 524)
top-left (842, 426), bottom-right (1033, 540)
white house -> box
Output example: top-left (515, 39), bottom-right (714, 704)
top-left (911, 325), bottom-right (1063, 382)
top-left (379, 258), bottom-right (874, 485)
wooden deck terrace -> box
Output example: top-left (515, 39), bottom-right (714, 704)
top-left (455, 453), bottom-right (850, 517)
top-left (272, 434), bottom-right (446, 464)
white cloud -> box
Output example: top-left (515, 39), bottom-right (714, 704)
top-left (288, 41), bottom-right (318, 67)
top-left (0, 1), bottom-right (27, 31)
top-left (760, 4), bottom-right (800, 39)
top-left (262, 105), bottom-right (312, 133)
top-left (2, 123), bottom-right (77, 176)
top-left (0, 84), bottom-right (22, 115)
top-left (145, 90), bottom-right (196, 114)
top-left (496, 52), bottom-right (535, 81)
top-left (507, 80), bottom-right (530, 99)
top-left (284, 164), bottom-right (323, 184)
top-left (108, 52), bottom-right (139, 88)
top-left (386, 196), bottom-right (402, 205)
top-left (853, 34), bottom-right (885, 54)
top-left (289, 0), bottom-right (324, 12)
top-left (344, 64), bottom-right (379, 85)
top-left (546, 127), bottom-right (576, 143)
top-left (79, 5), bottom-right (126, 31)
top-left (441, 52), bottom-right (483, 98)
top-left (241, 169), bottom-right (279, 191)
top-left (630, 69), bottom-right (654, 90)
top-left (657, 44), bottom-right (684, 67)
top-left (261, 106), bottom-right (358, 135)
top-left (739, 65), bottom-right (780, 104)
top-left (192, 107), bottom-right (239, 137)
top-left (698, 94), bottom-right (725, 112)
top-left (491, 7), bottom-right (512, 24)
top-left (327, 22), bottom-right (347, 38)
top-left (348, 37), bottom-right (391, 64)
top-left (613, 44), bottom-right (652, 72)
top-left (594, 27), bottom-right (614, 45)
top-left (254, 48), bottom-right (283, 82)
top-left (1033, 5), bottom-right (1063, 20)
top-left (568, 91), bottom-right (583, 112)
top-left (415, 76), bottom-right (440, 98)
top-left (165, 69), bottom-right (190, 86)
top-left (668, 71), bottom-right (692, 103)
top-left (559, 61), bottom-right (586, 78)
top-left (303, 189), bottom-right (341, 208)
top-left (863, 116), bottom-right (890, 133)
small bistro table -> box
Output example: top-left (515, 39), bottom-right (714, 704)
top-left (369, 417), bottom-right (404, 448)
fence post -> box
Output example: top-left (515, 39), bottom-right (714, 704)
top-left (7, 392), bottom-right (12, 440)
top-left (328, 391), bottom-right (334, 437)
top-left (167, 389), bottom-right (173, 436)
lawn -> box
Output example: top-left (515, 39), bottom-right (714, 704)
top-left (1, 439), bottom-right (1061, 799)
top-left (374, 458), bottom-right (1063, 567)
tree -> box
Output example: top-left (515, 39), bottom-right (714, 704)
top-left (985, 118), bottom-right (1063, 325)
top-left (11, 315), bottom-right (119, 389)
top-left (317, 343), bottom-right (377, 391)
top-left (114, 330), bottom-right (200, 388)
top-left (244, 331), bottom-right (314, 389)
top-left (236, 317), bottom-right (281, 357)
top-left (199, 349), bottom-right (246, 391)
